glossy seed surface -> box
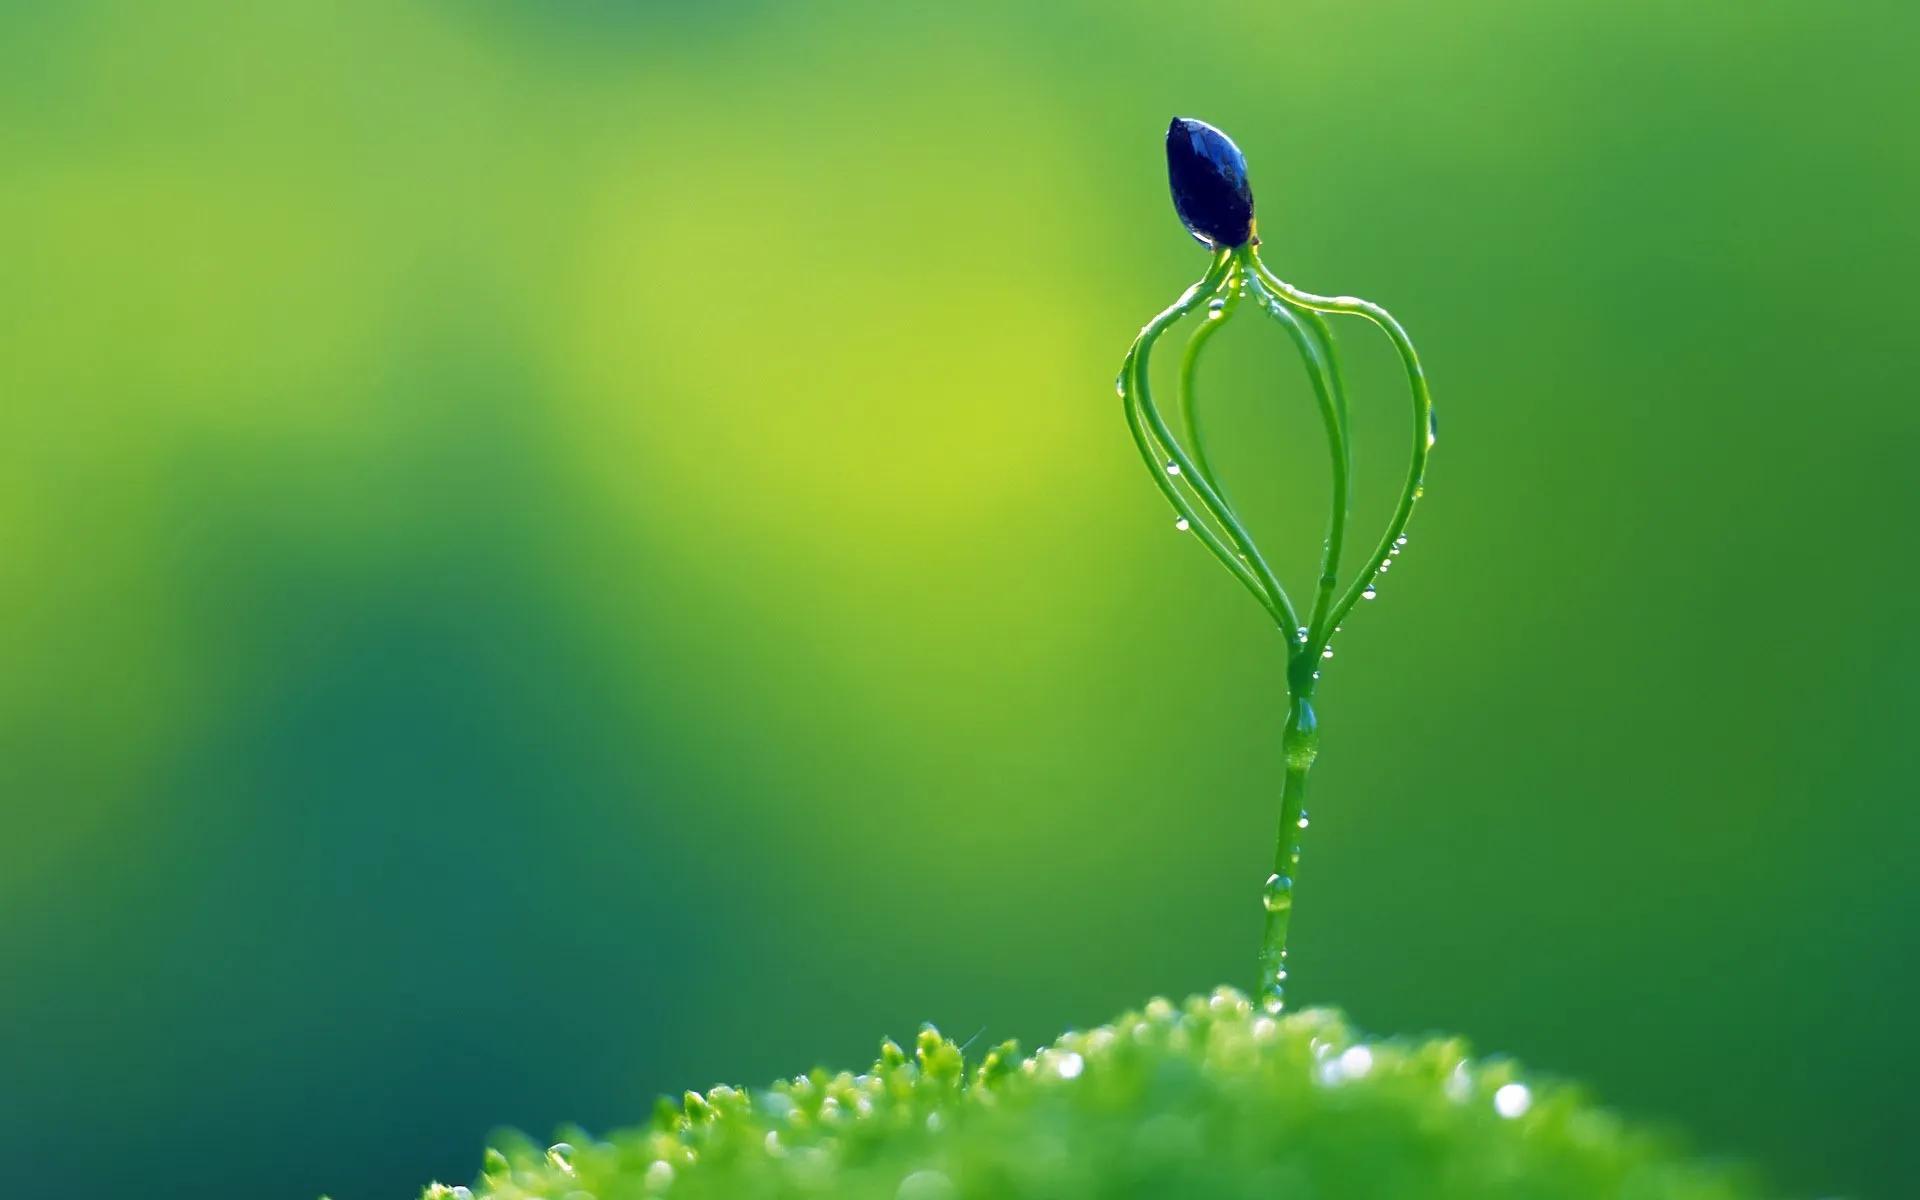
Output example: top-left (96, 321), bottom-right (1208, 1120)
top-left (1166, 117), bottom-right (1255, 248)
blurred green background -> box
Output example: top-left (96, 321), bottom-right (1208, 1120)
top-left (2, 1), bottom-right (1914, 1197)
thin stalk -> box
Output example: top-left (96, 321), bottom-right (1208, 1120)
top-left (1120, 259), bottom-right (1280, 622)
top-left (1256, 690), bottom-right (1318, 1013)
top-left (1250, 254), bottom-right (1434, 643)
top-left (1242, 263), bottom-right (1349, 655)
top-left (1124, 365), bottom-right (1276, 613)
top-left (1294, 306), bottom-right (1350, 480)
top-left (1123, 254), bottom-right (1303, 637)
top-left (1175, 263), bottom-right (1244, 514)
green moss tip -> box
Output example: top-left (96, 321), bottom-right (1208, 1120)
top-left (424, 987), bottom-right (1760, 1200)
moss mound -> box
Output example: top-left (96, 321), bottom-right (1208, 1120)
top-left (425, 988), bottom-right (1758, 1200)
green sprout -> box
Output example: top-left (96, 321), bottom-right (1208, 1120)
top-left (410, 121), bottom-right (1768, 1200)
top-left (1124, 117), bottom-right (1436, 1015)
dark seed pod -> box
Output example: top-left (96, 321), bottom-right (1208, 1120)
top-left (1166, 117), bottom-right (1255, 249)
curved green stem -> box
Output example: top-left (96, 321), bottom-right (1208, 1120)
top-left (1120, 260), bottom-right (1278, 622)
top-left (1175, 265), bottom-right (1245, 515)
top-left (1124, 361), bottom-right (1277, 615)
top-left (1240, 265), bottom-right (1348, 657)
top-left (1288, 306), bottom-right (1352, 648)
top-left (1296, 306), bottom-right (1350, 479)
top-left (1250, 253), bottom-right (1433, 642)
top-left (1123, 253), bottom-right (1302, 637)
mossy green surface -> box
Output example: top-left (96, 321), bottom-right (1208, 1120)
top-left (425, 989), bottom-right (1758, 1200)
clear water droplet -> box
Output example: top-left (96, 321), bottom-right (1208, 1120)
top-left (1052, 1051), bottom-right (1085, 1079)
top-left (645, 1159), bottom-right (677, 1190)
top-left (1362, 586), bottom-right (1377, 600)
top-left (1494, 1082), bottom-right (1533, 1119)
top-left (1115, 374), bottom-right (1127, 397)
top-left (1165, 461), bottom-right (1181, 476)
top-left (1262, 873), bottom-right (1293, 913)
top-left (1426, 409), bottom-right (1439, 449)
top-left (1174, 517), bottom-right (1190, 532)
top-left (1396, 535), bottom-right (1408, 546)
top-left (1321, 647), bottom-right (1334, 659)
top-left (1284, 698), bottom-right (1319, 771)
top-left (1379, 559), bottom-right (1392, 571)
top-left (547, 1143), bottom-right (576, 1175)
top-left (1311, 670), bottom-right (1320, 679)
top-left (1389, 545), bottom-right (1400, 556)
top-left (1298, 812), bottom-right (1310, 829)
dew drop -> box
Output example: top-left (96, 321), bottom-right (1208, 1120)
top-left (1053, 1051), bottom-right (1085, 1080)
top-left (1339, 1045), bottom-right (1374, 1078)
top-left (1389, 545), bottom-right (1400, 556)
top-left (1115, 374), bottom-right (1127, 397)
top-left (1298, 812), bottom-right (1310, 829)
top-left (1362, 586), bottom-right (1377, 600)
top-left (1494, 1082), bottom-right (1533, 1119)
top-left (1284, 698), bottom-right (1319, 771)
top-left (547, 1143), bottom-right (577, 1176)
top-left (1174, 517), bottom-right (1190, 532)
top-left (645, 1159), bottom-right (677, 1191)
top-left (1321, 647), bottom-right (1334, 659)
top-left (1379, 559), bottom-right (1392, 571)
top-left (1165, 461), bottom-right (1181, 476)
top-left (1396, 535), bottom-right (1408, 546)
top-left (1261, 873), bottom-right (1293, 913)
